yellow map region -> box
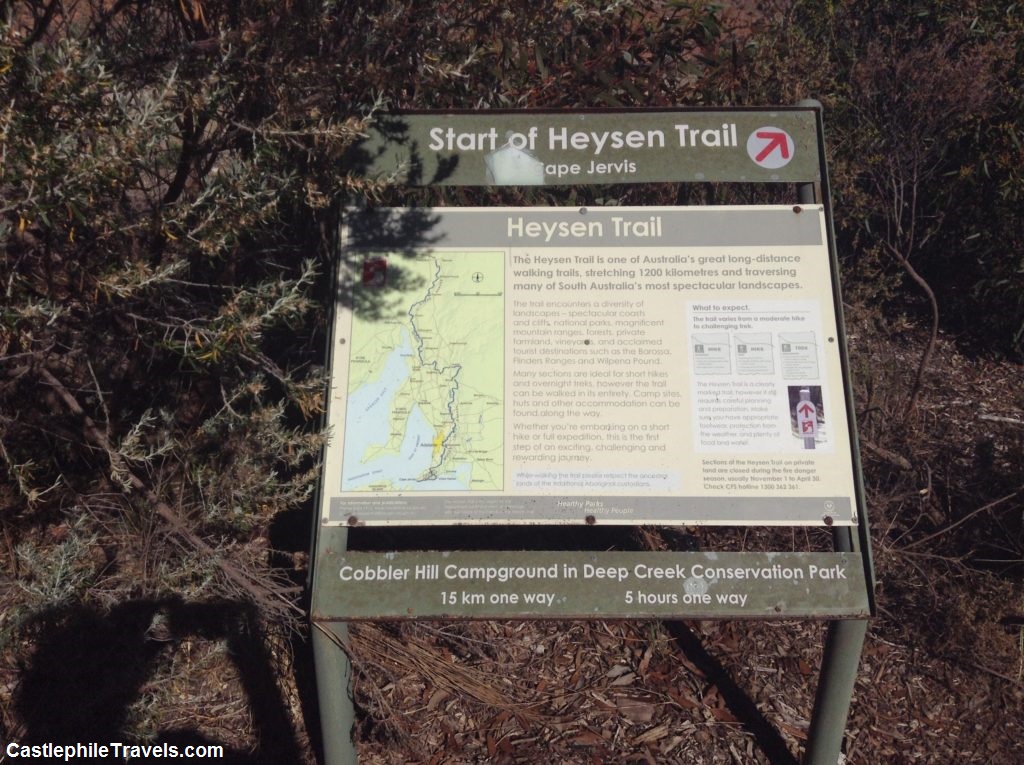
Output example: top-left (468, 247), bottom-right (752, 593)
top-left (342, 251), bottom-right (504, 492)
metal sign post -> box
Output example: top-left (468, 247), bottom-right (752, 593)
top-left (310, 105), bottom-right (873, 765)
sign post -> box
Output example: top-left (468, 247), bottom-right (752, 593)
top-left (311, 105), bottom-right (873, 765)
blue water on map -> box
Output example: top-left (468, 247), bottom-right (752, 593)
top-left (341, 330), bottom-right (471, 491)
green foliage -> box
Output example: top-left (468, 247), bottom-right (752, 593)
top-left (0, 0), bottom-right (737, 636)
top-left (2, 0), bottom-right (1021, 651)
top-left (1, 2), bottom-right (1022, 757)
top-left (0, 1), bottom-right (353, 626)
top-left (321, 1), bottom-right (724, 110)
top-left (708, 0), bottom-right (1024, 356)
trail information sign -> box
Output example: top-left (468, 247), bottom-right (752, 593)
top-left (321, 205), bottom-right (858, 527)
top-left (313, 107), bottom-right (873, 765)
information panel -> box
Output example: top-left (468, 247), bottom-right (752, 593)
top-left (321, 206), bottom-right (858, 526)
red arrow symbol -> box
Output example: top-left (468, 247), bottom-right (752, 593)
top-left (797, 403), bottom-right (815, 417)
top-left (755, 131), bottom-right (790, 162)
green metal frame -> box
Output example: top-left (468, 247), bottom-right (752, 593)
top-left (799, 99), bottom-right (872, 765)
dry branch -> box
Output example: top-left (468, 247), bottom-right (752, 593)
top-left (978, 414), bottom-right (1024, 428)
top-left (343, 623), bottom-right (543, 721)
top-left (860, 439), bottom-right (913, 471)
top-left (38, 366), bottom-right (303, 618)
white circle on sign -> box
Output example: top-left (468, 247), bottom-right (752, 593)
top-left (747, 127), bottom-right (795, 169)
top-left (685, 577), bottom-right (708, 596)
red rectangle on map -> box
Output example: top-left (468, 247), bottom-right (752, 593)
top-left (362, 257), bottom-right (387, 287)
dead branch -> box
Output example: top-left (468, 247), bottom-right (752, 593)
top-left (893, 249), bottom-right (940, 415)
top-left (860, 439), bottom-right (913, 471)
top-left (978, 414), bottom-right (1024, 428)
top-left (900, 488), bottom-right (1024, 551)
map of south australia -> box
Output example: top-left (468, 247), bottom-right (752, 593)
top-left (341, 251), bottom-right (504, 492)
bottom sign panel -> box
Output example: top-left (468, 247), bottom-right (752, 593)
top-left (313, 549), bottom-right (869, 620)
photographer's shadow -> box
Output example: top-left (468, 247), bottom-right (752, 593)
top-left (14, 597), bottom-right (300, 764)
